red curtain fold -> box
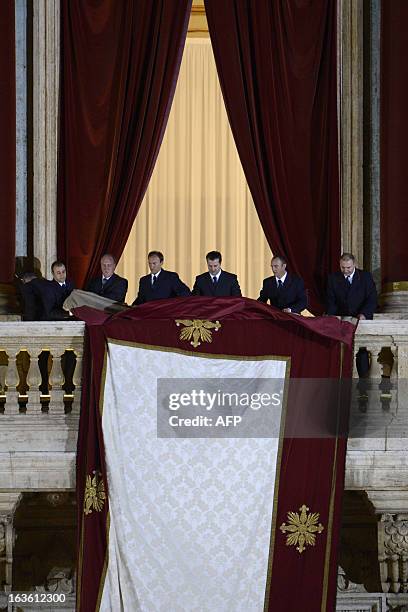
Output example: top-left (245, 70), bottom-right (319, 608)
top-left (0, 1), bottom-right (16, 283)
top-left (380, 1), bottom-right (408, 284)
top-left (204, 0), bottom-right (340, 313)
top-left (58, 0), bottom-right (192, 289)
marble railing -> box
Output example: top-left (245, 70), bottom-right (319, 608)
top-left (0, 322), bottom-right (84, 486)
top-left (0, 322), bottom-right (85, 416)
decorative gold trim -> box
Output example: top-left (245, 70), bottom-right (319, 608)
top-left (263, 358), bottom-right (291, 611)
top-left (84, 471), bottom-right (106, 515)
top-left (175, 318), bottom-right (221, 348)
top-left (321, 342), bottom-right (344, 611)
top-left (105, 337), bottom-right (291, 365)
top-left (95, 512), bottom-right (110, 612)
top-left (382, 281), bottom-right (408, 293)
top-left (280, 504), bottom-right (324, 554)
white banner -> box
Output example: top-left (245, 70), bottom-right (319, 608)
top-left (100, 341), bottom-right (287, 612)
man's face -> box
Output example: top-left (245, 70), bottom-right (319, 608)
top-left (207, 258), bottom-right (221, 275)
top-left (148, 256), bottom-right (163, 274)
top-left (101, 256), bottom-right (116, 278)
top-left (271, 258), bottom-right (286, 279)
top-left (339, 258), bottom-right (355, 276)
top-left (52, 265), bottom-right (66, 283)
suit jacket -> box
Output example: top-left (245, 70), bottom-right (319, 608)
top-left (20, 278), bottom-right (49, 321)
top-left (192, 270), bottom-right (241, 297)
top-left (133, 269), bottom-right (190, 305)
top-left (326, 269), bottom-right (377, 319)
top-left (258, 274), bottom-right (307, 313)
top-left (42, 279), bottom-right (75, 320)
top-left (86, 273), bottom-right (128, 303)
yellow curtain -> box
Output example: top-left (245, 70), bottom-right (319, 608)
top-left (117, 38), bottom-right (271, 303)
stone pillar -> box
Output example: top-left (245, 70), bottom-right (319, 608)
top-left (32, 0), bottom-right (60, 279)
top-left (0, 493), bottom-right (22, 593)
top-left (363, 0), bottom-right (381, 288)
top-left (338, 0), bottom-right (364, 265)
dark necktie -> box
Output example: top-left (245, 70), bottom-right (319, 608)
top-left (277, 279), bottom-right (283, 289)
top-left (102, 277), bottom-right (108, 287)
top-left (212, 276), bottom-right (217, 286)
top-left (346, 276), bottom-right (352, 285)
top-left (152, 275), bottom-right (157, 286)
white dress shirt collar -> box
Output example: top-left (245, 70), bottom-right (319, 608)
top-left (209, 270), bottom-right (222, 281)
top-left (276, 272), bottom-right (287, 286)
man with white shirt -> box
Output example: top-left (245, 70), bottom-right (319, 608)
top-left (132, 251), bottom-right (190, 305)
top-left (258, 255), bottom-right (307, 314)
top-left (86, 254), bottom-right (128, 303)
top-left (192, 251), bottom-right (241, 297)
top-left (326, 253), bottom-right (377, 320)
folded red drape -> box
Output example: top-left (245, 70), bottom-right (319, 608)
top-left (205, 0), bottom-right (340, 313)
top-left (0, 1), bottom-right (16, 283)
top-left (58, 0), bottom-right (192, 289)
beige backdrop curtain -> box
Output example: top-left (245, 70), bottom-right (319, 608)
top-left (117, 38), bottom-right (271, 302)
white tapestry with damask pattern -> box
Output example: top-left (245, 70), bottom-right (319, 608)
top-left (99, 341), bottom-right (287, 612)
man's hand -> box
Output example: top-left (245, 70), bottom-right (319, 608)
top-left (358, 314), bottom-right (366, 320)
top-left (283, 308), bottom-right (292, 313)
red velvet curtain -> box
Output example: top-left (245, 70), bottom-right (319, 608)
top-left (204, 0), bottom-right (340, 313)
top-left (58, 0), bottom-right (191, 288)
top-left (0, 1), bottom-right (16, 283)
top-left (381, 1), bottom-right (408, 284)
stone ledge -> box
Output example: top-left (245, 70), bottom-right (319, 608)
top-left (346, 450), bottom-right (408, 490)
top-left (0, 452), bottom-right (75, 489)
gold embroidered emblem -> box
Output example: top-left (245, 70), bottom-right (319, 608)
top-left (175, 319), bottom-right (221, 348)
top-left (280, 504), bottom-right (324, 553)
top-left (84, 471), bottom-right (106, 515)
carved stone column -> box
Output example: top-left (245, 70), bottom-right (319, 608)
top-left (0, 493), bottom-right (22, 592)
top-left (378, 513), bottom-right (408, 594)
top-left (338, 0), bottom-right (364, 265)
top-left (32, 0), bottom-right (60, 279)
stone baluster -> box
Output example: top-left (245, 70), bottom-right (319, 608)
top-left (49, 347), bottom-right (66, 415)
top-left (389, 344), bottom-right (398, 381)
top-left (26, 347), bottom-right (43, 414)
top-left (368, 345), bottom-right (383, 378)
top-left (71, 348), bottom-right (83, 415)
top-left (4, 349), bottom-right (20, 416)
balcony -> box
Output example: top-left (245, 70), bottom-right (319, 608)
top-left (0, 319), bottom-right (407, 608)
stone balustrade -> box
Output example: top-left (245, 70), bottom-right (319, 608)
top-left (0, 322), bottom-right (84, 489)
top-left (0, 318), bottom-right (406, 490)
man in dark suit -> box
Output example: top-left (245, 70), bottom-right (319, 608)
top-left (258, 255), bottom-right (307, 313)
top-left (19, 272), bottom-right (49, 320)
top-left (327, 253), bottom-right (377, 379)
top-left (326, 253), bottom-right (377, 319)
top-left (192, 251), bottom-right (241, 297)
top-left (86, 254), bottom-right (128, 303)
top-left (132, 251), bottom-right (190, 305)
top-left (42, 260), bottom-right (75, 320)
